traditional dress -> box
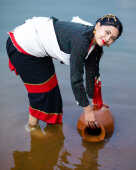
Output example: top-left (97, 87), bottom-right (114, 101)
top-left (6, 17), bottom-right (103, 124)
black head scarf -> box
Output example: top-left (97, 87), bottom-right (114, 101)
top-left (96, 14), bottom-right (123, 38)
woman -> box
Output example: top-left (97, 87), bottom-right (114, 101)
top-left (6, 14), bottom-right (123, 131)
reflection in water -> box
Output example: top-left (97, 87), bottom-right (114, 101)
top-left (58, 140), bottom-right (105, 170)
top-left (74, 141), bottom-right (105, 170)
top-left (11, 124), bottom-right (65, 170)
top-left (11, 123), bottom-right (106, 170)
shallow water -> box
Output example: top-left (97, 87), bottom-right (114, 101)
top-left (0, 0), bottom-right (136, 170)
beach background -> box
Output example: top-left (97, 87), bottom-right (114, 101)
top-left (0, 0), bottom-right (136, 169)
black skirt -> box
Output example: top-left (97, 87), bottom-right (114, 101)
top-left (6, 37), bottom-right (63, 124)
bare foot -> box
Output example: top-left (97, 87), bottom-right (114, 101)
top-left (28, 114), bottom-right (38, 126)
top-left (25, 123), bottom-right (40, 132)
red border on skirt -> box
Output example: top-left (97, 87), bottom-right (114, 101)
top-left (24, 74), bottom-right (58, 93)
top-left (29, 106), bottom-right (63, 124)
top-left (8, 32), bottom-right (31, 55)
top-left (9, 58), bottom-right (18, 75)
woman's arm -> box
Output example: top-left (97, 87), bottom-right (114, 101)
top-left (70, 39), bottom-right (89, 107)
top-left (85, 45), bottom-right (103, 99)
top-left (70, 39), bottom-right (102, 128)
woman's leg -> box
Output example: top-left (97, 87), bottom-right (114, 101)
top-left (28, 114), bottom-right (39, 127)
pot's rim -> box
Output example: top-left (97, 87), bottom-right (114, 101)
top-left (81, 123), bottom-right (105, 142)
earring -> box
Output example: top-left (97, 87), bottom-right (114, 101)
top-left (93, 29), bottom-right (96, 35)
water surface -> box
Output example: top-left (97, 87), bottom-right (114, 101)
top-left (0, 0), bottom-right (136, 169)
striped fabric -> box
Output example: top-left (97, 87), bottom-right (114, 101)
top-left (6, 36), bottom-right (63, 124)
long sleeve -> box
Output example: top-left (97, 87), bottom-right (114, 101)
top-left (53, 18), bottom-right (96, 106)
top-left (70, 39), bottom-right (90, 107)
top-left (85, 45), bottom-right (103, 98)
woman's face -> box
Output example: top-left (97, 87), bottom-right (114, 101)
top-left (94, 22), bottom-right (119, 47)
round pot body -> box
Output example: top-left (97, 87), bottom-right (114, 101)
top-left (77, 106), bottom-right (114, 142)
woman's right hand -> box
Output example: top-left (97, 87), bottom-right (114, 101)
top-left (83, 105), bottom-right (100, 129)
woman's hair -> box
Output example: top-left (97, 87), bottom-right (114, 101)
top-left (96, 14), bottom-right (123, 39)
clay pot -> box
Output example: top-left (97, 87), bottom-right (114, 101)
top-left (77, 105), bottom-right (114, 142)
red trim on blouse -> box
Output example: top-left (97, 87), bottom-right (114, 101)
top-left (29, 106), bottom-right (63, 124)
top-left (88, 39), bottom-right (94, 50)
top-left (24, 74), bottom-right (58, 93)
top-left (89, 40), bottom-right (103, 109)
